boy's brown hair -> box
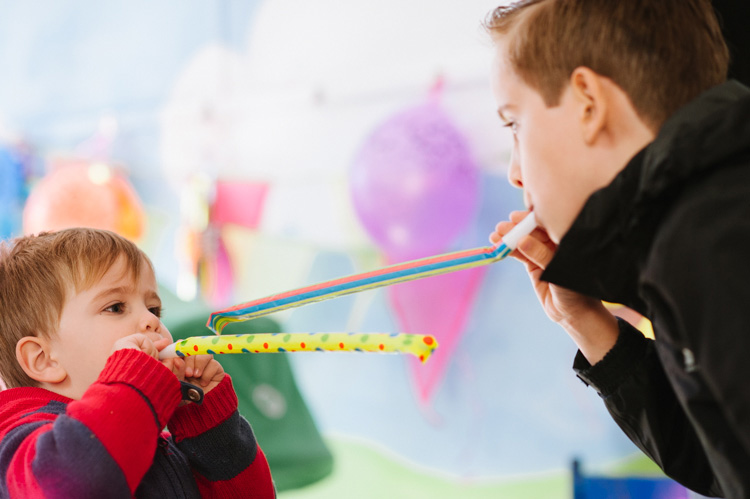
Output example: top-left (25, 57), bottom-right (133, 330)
top-left (485, 0), bottom-right (729, 131)
top-left (0, 228), bottom-right (151, 388)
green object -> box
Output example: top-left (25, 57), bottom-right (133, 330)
top-left (278, 436), bottom-right (569, 499)
top-left (160, 287), bottom-right (333, 491)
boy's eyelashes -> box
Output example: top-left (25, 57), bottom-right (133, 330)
top-left (103, 302), bottom-right (125, 314)
top-left (503, 121), bottom-right (519, 134)
top-left (101, 302), bottom-right (163, 318)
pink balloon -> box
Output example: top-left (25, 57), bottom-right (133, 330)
top-left (350, 100), bottom-right (479, 260)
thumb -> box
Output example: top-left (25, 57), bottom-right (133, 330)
top-left (153, 337), bottom-right (173, 351)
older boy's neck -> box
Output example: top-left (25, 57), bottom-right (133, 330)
top-left (598, 76), bottom-right (656, 170)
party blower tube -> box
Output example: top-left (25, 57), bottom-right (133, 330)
top-left (159, 332), bottom-right (438, 363)
top-left (207, 212), bottom-right (537, 333)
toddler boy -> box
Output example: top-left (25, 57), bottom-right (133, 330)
top-left (0, 228), bottom-right (276, 498)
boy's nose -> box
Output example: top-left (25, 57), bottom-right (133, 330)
top-left (507, 148), bottom-right (523, 188)
top-left (139, 310), bottom-right (161, 333)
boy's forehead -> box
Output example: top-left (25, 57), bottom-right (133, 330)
top-left (108, 255), bottom-right (155, 284)
top-left (77, 253), bottom-right (154, 292)
top-left (78, 262), bottom-right (160, 304)
top-left (491, 31), bottom-right (519, 75)
top-left (491, 43), bottom-right (525, 102)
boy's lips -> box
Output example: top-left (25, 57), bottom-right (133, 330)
top-left (524, 193), bottom-right (533, 212)
top-left (527, 206), bottom-right (544, 230)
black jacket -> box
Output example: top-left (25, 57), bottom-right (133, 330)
top-left (542, 80), bottom-right (750, 498)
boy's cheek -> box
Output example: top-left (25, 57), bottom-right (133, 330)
top-left (159, 322), bottom-right (173, 343)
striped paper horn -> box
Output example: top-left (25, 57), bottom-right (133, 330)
top-left (207, 212), bottom-right (536, 333)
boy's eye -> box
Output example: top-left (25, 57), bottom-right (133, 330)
top-left (503, 121), bottom-right (519, 134)
top-left (149, 307), bottom-right (162, 318)
top-left (104, 303), bottom-right (125, 313)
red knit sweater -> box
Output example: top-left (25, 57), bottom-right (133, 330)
top-left (0, 349), bottom-right (275, 498)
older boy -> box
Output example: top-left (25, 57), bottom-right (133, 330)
top-left (0, 228), bottom-right (275, 498)
top-left (486, 0), bottom-right (750, 497)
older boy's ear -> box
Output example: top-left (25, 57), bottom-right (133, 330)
top-left (569, 66), bottom-right (608, 144)
top-left (16, 337), bottom-right (67, 384)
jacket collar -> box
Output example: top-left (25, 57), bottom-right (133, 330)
top-left (541, 80), bottom-right (750, 312)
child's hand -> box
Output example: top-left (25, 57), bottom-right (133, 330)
top-left (161, 356), bottom-right (187, 380)
top-left (489, 210), bottom-right (600, 324)
top-left (112, 333), bottom-right (171, 360)
top-left (490, 210), bottom-right (619, 364)
top-left (182, 355), bottom-right (225, 394)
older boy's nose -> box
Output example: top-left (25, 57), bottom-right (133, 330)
top-left (507, 149), bottom-right (523, 188)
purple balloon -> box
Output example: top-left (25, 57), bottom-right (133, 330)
top-left (349, 101), bottom-right (479, 260)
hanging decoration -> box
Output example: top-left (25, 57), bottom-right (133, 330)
top-left (175, 176), bottom-right (270, 306)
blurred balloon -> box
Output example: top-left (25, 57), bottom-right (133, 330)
top-left (0, 145), bottom-right (27, 240)
top-left (23, 159), bottom-right (145, 241)
top-left (350, 96), bottom-right (484, 402)
top-left (349, 98), bottom-right (479, 261)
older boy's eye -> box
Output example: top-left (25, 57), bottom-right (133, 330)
top-left (503, 121), bottom-right (519, 134)
top-left (104, 303), bottom-right (125, 313)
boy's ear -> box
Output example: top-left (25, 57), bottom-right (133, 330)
top-left (16, 337), bottom-right (67, 385)
top-left (569, 66), bottom-right (608, 145)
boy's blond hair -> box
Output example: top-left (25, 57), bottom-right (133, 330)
top-left (0, 228), bottom-right (152, 388)
top-left (485, 0), bottom-right (729, 131)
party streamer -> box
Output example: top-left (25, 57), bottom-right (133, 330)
top-left (207, 213), bottom-right (537, 332)
top-left (159, 332), bottom-right (438, 363)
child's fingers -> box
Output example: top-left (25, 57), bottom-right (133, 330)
top-left (112, 333), bottom-right (158, 358)
top-left (161, 357), bottom-right (186, 380)
top-left (152, 337), bottom-right (173, 351)
top-left (509, 210), bottom-right (531, 223)
top-left (181, 354), bottom-right (214, 378)
top-left (489, 210), bottom-right (533, 244)
top-left (489, 221), bottom-right (515, 243)
top-left (516, 234), bottom-right (556, 270)
top-left (197, 360), bottom-right (224, 387)
top-left (181, 356), bottom-right (196, 378)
